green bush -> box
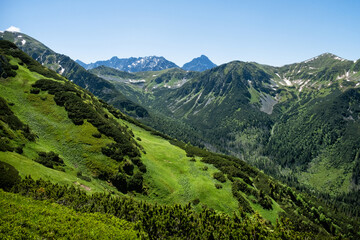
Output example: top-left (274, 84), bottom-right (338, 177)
top-left (122, 160), bottom-right (134, 175)
top-left (112, 172), bottom-right (127, 193)
top-left (35, 151), bottom-right (65, 170)
top-left (127, 172), bottom-right (143, 192)
top-left (213, 172), bottom-right (226, 183)
top-left (0, 161), bottom-right (21, 191)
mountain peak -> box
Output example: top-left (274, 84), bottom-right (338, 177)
top-left (303, 52), bottom-right (348, 64)
top-left (182, 55), bottom-right (216, 72)
top-left (5, 26), bottom-right (21, 33)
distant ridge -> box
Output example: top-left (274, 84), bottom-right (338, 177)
top-left (76, 56), bottom-right (179, 72)
top-left (182, 55), bottom-right (217, 72)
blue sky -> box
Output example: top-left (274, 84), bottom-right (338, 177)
top-left (1, 0), bottom-right (360, 66)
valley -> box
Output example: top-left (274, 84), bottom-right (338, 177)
top-left (0, 30), bottom-right (360, 239)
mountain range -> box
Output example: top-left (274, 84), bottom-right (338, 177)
top-left (1, 30), bottom-right (360, 238)
top-left (1, 39), bottom-right (359, 239)
top-left (76, 54), bottom-right (217, 72)
top-left (0, 31), bottom-right (148, 118)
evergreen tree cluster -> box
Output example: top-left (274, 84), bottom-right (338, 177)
top-left (6, 176), bottom-right (326, 239)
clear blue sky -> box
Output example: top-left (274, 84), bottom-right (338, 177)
top-left (1, 0), bottom-right (360, 66)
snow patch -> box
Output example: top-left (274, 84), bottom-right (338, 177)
top-left (304, 55), bottom-right (319, 63)
top-left (59, 67), bottom-right (65, 75)
top-left (21, 39), bottom-right (26, 45)
top-left (283, 78), bottom-right (292, 86)
top-left (334, 56), bottom-right (346, 62)
top-left (129, 79), bottom-right (146, 83)
top-left (6, 26), bottom-right (21, 32)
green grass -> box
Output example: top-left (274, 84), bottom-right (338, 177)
top-left (297, 155), bottom-right (352, 195)
top-left (248, 197), bottom-right (284, 225)
top-left (126, 123), bottom-right (239, 215)
top-left (0, 190), bottom-right (141, 239)
top-left (0, 57), bottom-right (118, 194)
top-left (248, 85), bottom-right (261, 104)
top-left (0, 57), bottom-right (239, 215)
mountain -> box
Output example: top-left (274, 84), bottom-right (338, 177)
top-left (107, 53), bottom-right (360, 200)
top-left (1, 40), bottom-right (359, 238)
top-left (76, 56), bottom-right (179, 72)
top-left (0, 31), bottom-right (148, 118)
top-left (182, 55), bottom-right (217, 72)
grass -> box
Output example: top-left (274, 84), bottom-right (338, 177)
top-left (0, 57), bottom-right (118, 194)
top-left (248, 85), bottom-right (261, 104)
top-left (248, 197), bottom-right (284, 225)
top-left (1, 56), bottom-right (241, 216)
top-left (0, 190), bottom-right (141, 239)
top-left (297, 155), bottom-right (352, 195)
top-left (126, 123), bottom-right (239, 215)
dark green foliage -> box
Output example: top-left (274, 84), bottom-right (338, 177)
top-left (232, 180), bottom-right (257, 196)
top-left (231, 185), bottom-right (253, 213)
top-left (112, 172), bottom-right (127, 193)
top-left (92, 132), bottom-right (101, 138)
top-left (32, 79), bottom-right (141, 163)
top-left (0, 96), bottom-right (36, 142)
top-left (136, 136), bottom-right (141, 141)
top-left (127, 172), bottom-right (143, 192)
top-left (9, 176), bottom-right (327, 239)
top-left (0, 54), bottom-right (17, 78)
top-left (266, 88), bottom-right (360, 167)
top-left (35, 151), bottom-right (65, 170)
top-left (192, 198), bottom-right (200, 205)
top-left (215, 183), bottom-right (223, 189)
top-left (258, 190), bottom-right (273, 210)
top-left (0, 161), bottom-right (21, 191)
top-left (138, 164), bottom-right (147, 173)
top-left (122, 160), bottom-right (134, 175)
top-left (0, 40), bottom-right (63, 80)
top-left (76, 171), bottom-right (91, 182)
top-left (30, 88), bottom-right (40, 94)
top-left (213, 172), bottom-right (226, 183)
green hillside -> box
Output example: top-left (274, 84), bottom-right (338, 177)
top-left (1, 40), bottom-right (359, 238)
top-left (0, 190), bottom-right (142, 239)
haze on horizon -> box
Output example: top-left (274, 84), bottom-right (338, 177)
top-left (1, 0), bottom-right (360, 67)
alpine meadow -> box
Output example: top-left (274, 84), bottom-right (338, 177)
top-left (1, 1), bottom-right (360, 238)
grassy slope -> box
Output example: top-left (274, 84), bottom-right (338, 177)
top-left (0, 56), bottom-right (118, 193)
top-left (0, 190), bottom-right (141, 239)
top-left (0, 55), bottom-right (241, 217)
top-left (128, 123), bottom-right (239, 215)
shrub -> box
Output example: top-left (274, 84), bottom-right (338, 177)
top-left (215, 183), bottom-right (223, 189)
top-left (139, 165), bottom-right (147, 173)
top-left (190, 158), bottom-right (196, 162)
top-left (0, 161), bottom-right (21, 191)
top-left (92, 132), bottom-right (101, 138)
top-left (112, 172), bottom-right (127, 193)
top-left (30, 88), bottom-right (40, 94)
top-left (127, 172), bottom-right (143, 192)
top-left (192, 198), bottom-right (200, 205)
top-left (76, 171), bottom-right (92, 182)
top-left (122, 160), bottom-right (134, 175)
top-left (35, 151), bottom-right (65, 170)
top-left (202, 166), bottom-right (208, 171)
top-left (213, 172), bottom-right (226, 183)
